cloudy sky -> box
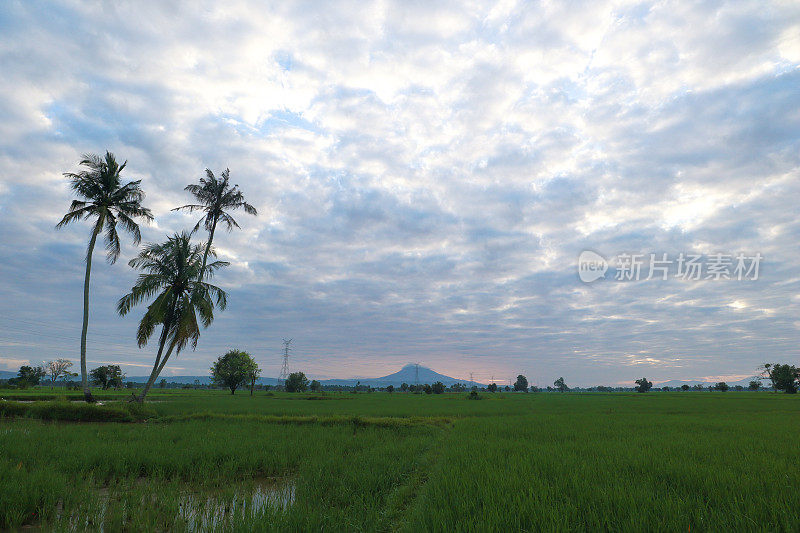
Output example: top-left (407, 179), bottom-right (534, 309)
top-left (1, 1), bottom-right (799, 386)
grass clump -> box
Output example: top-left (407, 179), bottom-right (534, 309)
top-left (160, 412), bottom-right (451, 429)
top-left (0, 400), bottom-right (156, 423)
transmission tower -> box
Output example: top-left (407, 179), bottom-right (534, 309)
top-left (279, 339), bottom-right (292, 381)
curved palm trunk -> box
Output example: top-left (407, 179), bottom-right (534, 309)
top-left (136, 326), bottom-right (174, 402)
top-left (199, 218), bottom-right (217, 282)
top-left (80, 215), bottom-right (104, 403)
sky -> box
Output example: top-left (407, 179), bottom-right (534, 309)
top-left (0, 0), bottom-right (799, 386)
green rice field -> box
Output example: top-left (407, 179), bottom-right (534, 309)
top-left (1, 390), bottom-right (798, 531)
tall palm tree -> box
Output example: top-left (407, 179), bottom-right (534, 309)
top-left (172, 168), bottom-right (257, 281)
top-left (117, 232), bottom-right (228, 402)
top-left (56, 152), bottom-right (153, 402)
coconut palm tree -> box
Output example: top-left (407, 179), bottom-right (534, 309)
top-left (172, 168), bottom-right (257, 281)
top-left (56, 152), bottom-right (153, 402)
top-left (117, 232), bottom-right (228, 402)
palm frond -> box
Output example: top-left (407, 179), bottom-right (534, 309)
top-left (103, 213), bottom-right (121, 263)
top-left (115, 211), bottom-right (142, 245)
top-left (56, 204), bottom-right (96, 228)
top-left (58, 152), bottom-right (151, 253)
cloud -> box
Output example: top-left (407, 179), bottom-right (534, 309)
top-left (0, 0), bottom-right (798, 385)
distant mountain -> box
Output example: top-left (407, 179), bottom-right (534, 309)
top-left (0, 370), bottom-right (16, 380)
top-left (126, 364), bottom-right (475, 387)
top-left (319, 364), bottom-right (476, 387)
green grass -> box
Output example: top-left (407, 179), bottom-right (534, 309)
top-left (0, 390), bottom-right (798, 531)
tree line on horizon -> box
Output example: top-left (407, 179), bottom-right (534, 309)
top-left (6, 362), bottom-right (800, 396)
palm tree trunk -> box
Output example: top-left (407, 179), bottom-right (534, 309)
top-left (136, 324), bottom-right (172, 402)
top-left (80, 214), bottom-right (104, 403)
top-left (154, 342), bottom-right (175, 379)
top-left (198, 218), bottom-right (217, 282)
top-left (138, 337), bottom-right (179, 402)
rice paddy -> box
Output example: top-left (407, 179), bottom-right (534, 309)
top-left (1, 390), bottom-right (798, 531)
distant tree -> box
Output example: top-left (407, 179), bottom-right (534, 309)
top-left (310, 380), bottom-right (322, 392)
top-left (210, 349), bottom-right (259, 395)
top-left (661, 386), bottom-right (671, 392)
top-left (530, 386), bottom-right (540, 393)
top-left (504, 385), bottom-right (510, 391)
top-left (432, 381), bottom-right (445, 394)
top-left (159, 379), bottom-right (167, 389)
top-left (513, 375), bottom-right (529, 392)
top-left (554, 377), bottom-right (568, 392)
top-left (681, 384), bottom-right (690, 391)
top-left (12, 365), bottom-right (46, 388)
top-left (692, 384), bottom-right (704, 391)
top-left (733, 385), bottom-right (744, 391)
top-left (450, 383), bottom-right (466, 392)
top-left (400, 382), bottom-right (409, 392)
top-left (45, 359), bottom-right (76, 388)
top-left (748, 380), bottom-right (761, 391)
top-left (487, 383), bottom-right (498, 393)
top-left (762, 363), bottom-right (799, 394)
top-left (286, 372), bottom-right (309, 393)
top-left (90, 365), bottom-right (125, 390)
top-left (635, 378), bottom-right (653, 393)
top-left (247, 360), bottom-right (262, 396)
top-left (125, 381), bottom-right (136, 389)
top-left (194, 379), bottom-right (201, 389)
top-left (386, 384), bottom-right (394, 393)
top-left (423, 383), bottom-right (433, 394)
top-left (714, 382), bottom-right (729, 391)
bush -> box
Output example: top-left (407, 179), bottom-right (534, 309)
top-left (467, 390), bottom-right (481, 400)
